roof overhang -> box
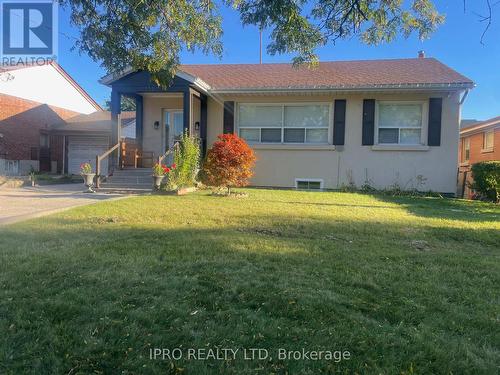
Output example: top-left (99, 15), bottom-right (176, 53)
top-left (209, 83), bottom-right (474, 95)
top-left (99, 67), bottom-right (136, 86)
top-left (175, 71), bottom-right (211, 92)
top-left (100, 65), bottom-right (473, 96)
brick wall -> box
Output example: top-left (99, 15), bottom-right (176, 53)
top-left (0, 93), bottom-right (79, 162)
top-left (458, 127), bottom-right (499, 198)
top-left (459, 128), bottom-right (500, 168)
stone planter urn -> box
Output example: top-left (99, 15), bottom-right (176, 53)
top-left (82, 173), bottom-right (96, 193)
top-left (153, 175), bottom-right (164, 190)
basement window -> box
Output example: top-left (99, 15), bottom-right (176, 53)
top-left (295, 179), bottom-right (323, 191)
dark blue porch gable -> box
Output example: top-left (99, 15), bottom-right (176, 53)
top-left (108, 70), bottom-right (207, 167)
top-left (110, 70), bottom-right (193, 94)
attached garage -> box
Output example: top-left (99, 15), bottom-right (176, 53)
top-left (67, 136), bottom-right (109, 175)
top-left (49, 111), bottom-right (136, 175)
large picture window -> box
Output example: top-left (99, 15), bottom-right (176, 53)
top-left (377, 102), bottom-right (424, 145)
top-left (238, 104), bottom-right (330, 144)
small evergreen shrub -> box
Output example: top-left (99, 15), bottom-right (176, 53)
top-left (201, 134), bottom-right (256, 195)
top-left (470, 161), bottom-right (500, 202)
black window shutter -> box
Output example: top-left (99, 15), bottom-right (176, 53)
top-left (333, 100), bottom-right (346, 145)
top-left (362, 99), bottom-right (375, 145)
top-left (223, 101), bottom-right (235, 134)
top-left (428, 98), bottom-right (443, 146)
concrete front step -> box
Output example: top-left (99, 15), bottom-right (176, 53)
top-left (105, 177), bottom-right (151, 184)
top-left (107, 175), bottom-right (151, 179)
top-left (113, 168), bottom-right (151, 173)
top-left (99, 168), bottom-right (155, 193)
top-left (101, 181), bottom-right (153, 189)
top-left (113, 169), bottom-right (151, 173)
top-left (97, 187), bottom-right (151, 194)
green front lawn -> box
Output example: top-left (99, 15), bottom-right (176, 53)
top-left (1, 190), bottom-right (499, 374)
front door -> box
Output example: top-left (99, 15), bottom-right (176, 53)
top-left (164, 110), bottom-right (184, 153)
top-left (39, 133), bottom-right (51, 172)
top-left (39, 147), bottom-right (51, 172)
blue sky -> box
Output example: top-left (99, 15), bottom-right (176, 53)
top-left (57, 1), bottom-right (499, 120)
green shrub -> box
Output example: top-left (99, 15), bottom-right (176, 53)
top-left (166, 131), bottom-right (200, 189)
top-left (470, 161), bottom-right (500, 202)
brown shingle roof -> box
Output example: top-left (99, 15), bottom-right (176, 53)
top-left (460, 116), bottom-right (500, 135)
top-left (180, 58), bottom-right (473, 91)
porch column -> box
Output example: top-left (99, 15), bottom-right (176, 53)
top-left (110, 89), bottom-right (121, 171)
top-left (134, 95), bottom-right (143, 148)
top-left (183, 89), bottom-right (191, 135)
top-left (200, 93), bottom-right (208, 156)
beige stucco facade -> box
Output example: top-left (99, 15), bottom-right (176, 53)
top-left (142, 93), bottom-right (202, 158)
top-left (142, 91), bottom-right (462, 194)
top-left (142, 95), bottom-right (183, 157)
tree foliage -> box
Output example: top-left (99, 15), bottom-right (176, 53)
top-left (62, 0), bottom-right (494, 87)
top-left (202, 134), bottom-right (256, 194)
top-left (104, 96), bottom-right (136, 112)
top-left (61, 0), bottom-right (223, 87)
top-left (232, 0), bottom-right (444, 66)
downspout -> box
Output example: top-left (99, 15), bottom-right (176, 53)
top-left (460, 89), bottom-right (470, 105)
top-left (458, 89), bottom-right (470, 134)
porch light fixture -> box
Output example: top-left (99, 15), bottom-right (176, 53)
top-left (195, 121), bottom-right (200, 131)
top-left (154, 121), bottom-right (160, 130)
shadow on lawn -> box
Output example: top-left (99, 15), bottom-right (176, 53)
top-left (369, 194), bottom-right (500, 223)
top-left (259, 199), bottom-right (397, 210)
top-left (2, 207), bottom-right (499, 254)
top-left (1, 212), bottom-right (499, 375)
top-left (247, 191), bottom-right (499, 223)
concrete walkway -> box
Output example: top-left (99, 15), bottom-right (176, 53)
top-left (0, 184), bottom-right (127, 226)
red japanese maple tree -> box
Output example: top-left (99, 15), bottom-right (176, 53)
top-left (202, 134), bottom-right (256, 194)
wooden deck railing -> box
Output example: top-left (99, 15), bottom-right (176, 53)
top-left (95, 142), bottom-right (120, 188)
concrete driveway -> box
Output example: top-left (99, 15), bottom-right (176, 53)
top-left (0, 184), bottom-right (126, 226)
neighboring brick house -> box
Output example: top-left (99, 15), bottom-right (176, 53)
top-left (0, 62), bottom-right (101, 175)
top-left (0, 94), bottom-right (80, 174)
top-left (457, 116), bottom-right (500, 198)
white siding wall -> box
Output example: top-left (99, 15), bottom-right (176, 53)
top-left (0, 64), bottom-right (98, 114)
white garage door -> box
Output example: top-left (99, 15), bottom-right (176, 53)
top-left (67, 136), bottom-right (109, 175)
